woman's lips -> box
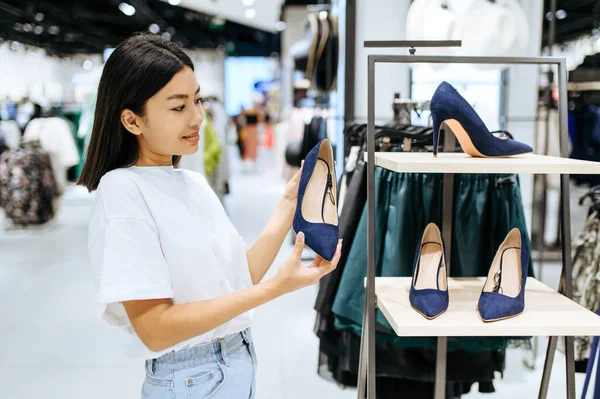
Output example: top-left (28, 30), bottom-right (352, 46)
top-left (183, 132), bottom-right (199, 143)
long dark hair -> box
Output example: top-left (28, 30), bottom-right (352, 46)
top-left (78, 33), bottom-right (194, 191)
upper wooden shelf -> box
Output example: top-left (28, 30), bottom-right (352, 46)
top-left (364, 152), bottom-right (600, 174)
top-left (372, 277), bottom-right (600, 337)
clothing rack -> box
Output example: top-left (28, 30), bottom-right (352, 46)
top-left (357, 47), bottom-right (600, 399)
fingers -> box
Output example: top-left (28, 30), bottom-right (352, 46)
top-left (293, 232), bottom-right (305, 259)
top-left (294, 162), bottom-right (303, 179)
top-left (319, 239), bottom-right (343, 277)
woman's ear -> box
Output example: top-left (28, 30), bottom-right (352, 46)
top-left (120, 109), bottom-right (142, 136)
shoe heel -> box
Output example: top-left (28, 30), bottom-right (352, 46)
top-left (432, 112), bottom-right (441, 157)
top-left (431, 109), bottom-right (450, 158)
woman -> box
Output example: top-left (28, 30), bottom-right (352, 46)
top-left (78, 33), bottom-right (341, 398)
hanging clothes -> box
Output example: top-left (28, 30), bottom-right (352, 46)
top-left (208, 100), bottom-right (231, 197)
top-left (0, 130), bottom-right (9, 157)
top-left (0, 141), bottom-right (59, 226)
top-left (22, 117), bottom-right (80, 194)
top-left (572, 209), bottom-right (600, 364)
top-left (331, 168), bottom-right (533, 350)
top-left (241, 113), bottom-right (260, 162)
top-left (0, 120), bottom-right (21, 149)
top-left (203, 114), bottom-right (222, 179)
top-left (569, 105), bottom-right (600, 187)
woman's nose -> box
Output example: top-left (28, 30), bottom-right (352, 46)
top-left (190, 107), bottom-right (204, 128)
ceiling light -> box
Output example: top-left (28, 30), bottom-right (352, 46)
top-left (62, 57), bottom-right (71, 66)
top-left (149, 23), bottom-right (160, 34)
top-left (545, 11), bottom-right (553, 21)
top-left (10, 41), bottom-right (19, 51)
top-left (161, 32), bottom-right (172, 40)
top-left (48, 26), bottom-right (60, 35)
top-left (275, 21), bottom-right (286, 31)
top-left (23, 23), bottom-right (33, 32)
top-left (242, 0), bottom-right (254, 6)
top-left (13, 23), bottom-right (23, 31)
top-left (556, 9), bottom-right (567, 20)
top-left (119, 3), bottom-right (136, 16)
top-left (319, 11), bottom-right (328, 20)
top-left (168, 0), bottom-right (181, 4)
top-left (245, 8), bottom-right (256, 18)
top-left (593, 28), bottom-right (600, 37)
top-left (83, 60), bottom-right (93, 70)
top-left (34, 26), bottom-right (43, 35)
top-left (35, 13), bottom-right (44, 22)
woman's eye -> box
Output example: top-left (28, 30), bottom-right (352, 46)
top-left (173, 105), bottom-right (185, 111)
top-left (195, 97), bottom-right (202, 104)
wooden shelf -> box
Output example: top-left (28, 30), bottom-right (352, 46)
top-left (365, 152), bottom-right (600, 174)
top-left (371, 277), bottom-right (600, 337)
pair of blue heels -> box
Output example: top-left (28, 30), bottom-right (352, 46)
top-left (293, 81), bottom-right (532, 263)
top-left (410, 223), bottom-right (530, 322)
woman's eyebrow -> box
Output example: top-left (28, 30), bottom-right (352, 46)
top-left (166, 86), bottom-right (201, 100)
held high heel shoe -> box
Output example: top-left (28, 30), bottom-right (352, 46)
top-left (293, 139), bottom-right (339, 261)
top-left (409, 223), bottom-right (449, 320)
top-left (430, 81), bottom-right (533, 157)
top-left (477, 228), bottom-right (530, 322)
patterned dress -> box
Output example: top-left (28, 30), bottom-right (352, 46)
top-left (572, 210), bottom-right (600, 361)
top-left (0, 141), bottom-right (59, 226)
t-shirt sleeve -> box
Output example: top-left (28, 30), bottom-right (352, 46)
top-left (89, 172), bottom-right (173, 327)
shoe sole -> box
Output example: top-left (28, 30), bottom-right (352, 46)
top-left (476, 308), bottom-right (523, 323)
top-left (437, 119), bottom-right (533, 158)
top-left (410, 303), bottom-right (447, 320)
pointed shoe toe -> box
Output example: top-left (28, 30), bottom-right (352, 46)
top-left (477, 292), bottom-right (524, 322)
top-left (478, 228), bottom-right (530, 322)
top-left (410, 289), bottom-right (449, 319)
top-left (409, 223), bottom-right (448, 320)
top-left (300, 222), bottom-right (339, 261)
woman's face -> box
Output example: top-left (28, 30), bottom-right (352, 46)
top-left (121, 66), bottom-right (204, 166)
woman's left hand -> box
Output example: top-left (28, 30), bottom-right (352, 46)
top-left (282, 162), bottom-right (303, 204)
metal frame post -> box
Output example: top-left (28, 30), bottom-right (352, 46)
top-left (435, 129), bottom-right (456, 399)
top-left (558, 58), bottom-right (576, 399)
top-left (356, 54), bottom-right (377, 399)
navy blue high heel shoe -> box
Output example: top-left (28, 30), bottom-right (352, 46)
top-left (477, 228), bottom-right (530, 322)
top-left (409, 223), bottom-right (449, 320)
top-left (430, 81), bottom-right (533, 157)
top-left (292, 139), bottom-right (339, 261)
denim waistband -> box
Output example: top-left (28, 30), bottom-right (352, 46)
top-left (148, 328), bottom-right (252, 373)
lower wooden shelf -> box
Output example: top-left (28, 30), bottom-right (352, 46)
top-left (370, 277), bottom-right (600, 337)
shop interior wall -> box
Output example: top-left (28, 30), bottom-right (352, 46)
top-left (0, 43), bottom-right (103, 104)
top-left (505, 0), bottom-right (544, 217)
top-left (0, 43), bottom-right (224, 108)
top-left (280, 5), bottom-right (310, 113)
top-left (188, 49), bottom-right (225, 102)
top-left (353, 0), bottom-right (411, 123)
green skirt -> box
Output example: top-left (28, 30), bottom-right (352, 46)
top-left (331, 168), bottom-right (533, 352)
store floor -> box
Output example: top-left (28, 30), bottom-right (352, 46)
top-left (0, 146), bottom-right (594, 398)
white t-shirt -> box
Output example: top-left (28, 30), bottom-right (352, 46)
top-left (87, 165), bottom-right (254, 360)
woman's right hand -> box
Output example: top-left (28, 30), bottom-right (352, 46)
top-left (273, 232), bottom-right (342, 294)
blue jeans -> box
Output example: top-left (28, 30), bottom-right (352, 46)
top-left (142, 328), bottom-right (257, 399)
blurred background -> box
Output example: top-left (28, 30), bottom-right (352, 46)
top-left (2, 0), bottom-right (600, 398)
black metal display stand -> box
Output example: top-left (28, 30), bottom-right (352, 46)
top-left (356, 47), bottom-right (585, 399)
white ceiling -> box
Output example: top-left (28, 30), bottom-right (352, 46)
top-left (161, 0), bottom-right (285, 33)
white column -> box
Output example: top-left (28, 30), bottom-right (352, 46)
top-left (505, 1), bottom-right (544, 216)
top-left (353, 0), bottom-right (411, 122)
